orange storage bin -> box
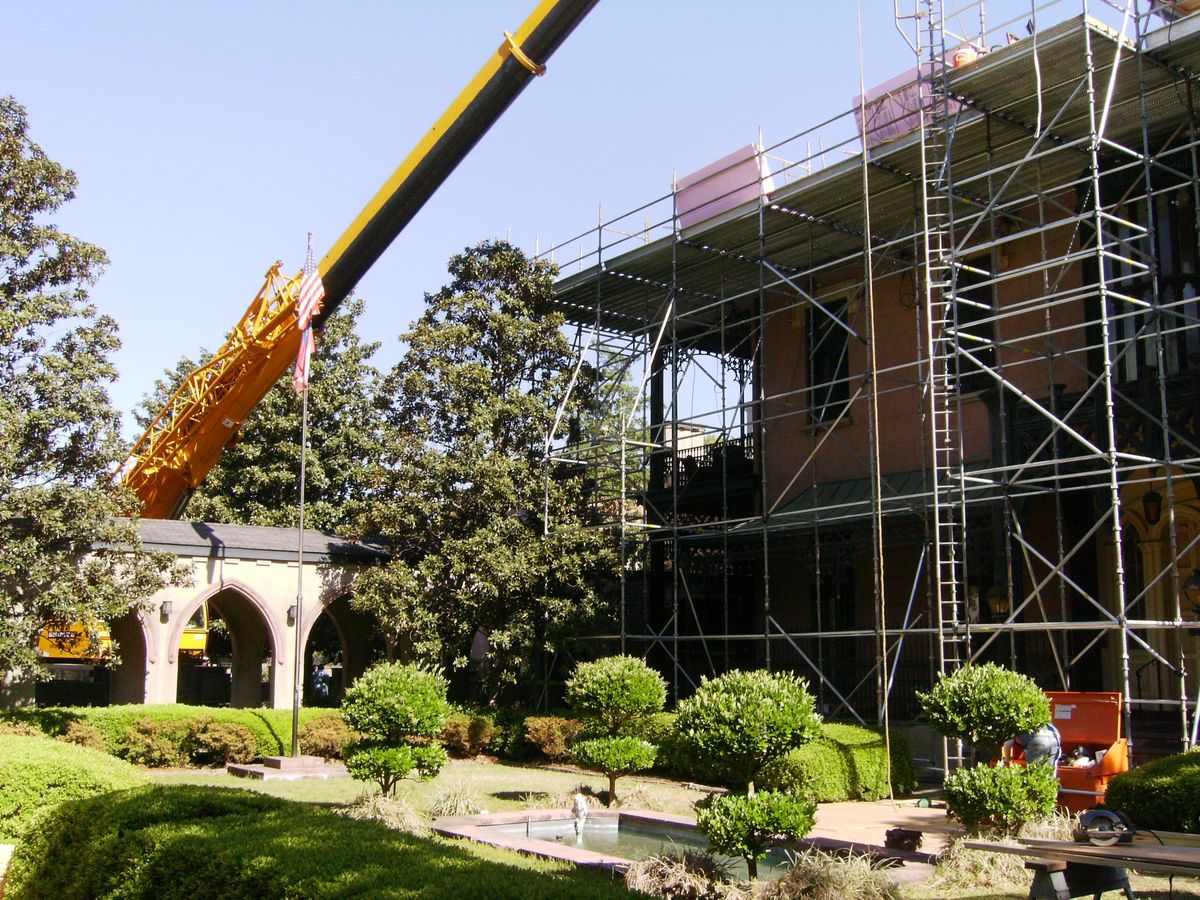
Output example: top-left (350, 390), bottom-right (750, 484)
top-left (1046, 691), bottom-right (1129, 813)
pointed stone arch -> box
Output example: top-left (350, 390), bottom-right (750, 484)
top-left (173, 580), bottom-right (282, 708)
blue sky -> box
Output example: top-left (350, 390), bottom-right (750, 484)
top-left (2, 1), bottom-right (1091, 435)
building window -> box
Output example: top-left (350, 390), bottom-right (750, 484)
top-left (1106, 186), bottom-right (1200, 383)
top-left (951, 254), bottom-right (996, 392)
top-left (808, 295), bottom-right (850, 422)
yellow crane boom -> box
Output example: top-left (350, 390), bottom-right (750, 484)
top-left (125, 0), bottom-right (598, 519)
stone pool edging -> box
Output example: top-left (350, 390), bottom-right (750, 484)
top-left (431, 808), bottom-right (695, 871)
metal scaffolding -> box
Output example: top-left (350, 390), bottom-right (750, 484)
top-left (541, 0), bottom-right (1200, 766)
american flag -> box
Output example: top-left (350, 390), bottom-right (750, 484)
top-left (292, 238), bottom-right (325, 394)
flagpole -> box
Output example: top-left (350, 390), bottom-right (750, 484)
top-left (292, 383), bottom-right (308, 757)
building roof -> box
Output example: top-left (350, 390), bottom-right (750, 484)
top-left (552, 14), bottom-right (1200, 342)
top-left (128, 518), bottom-right (390, 564)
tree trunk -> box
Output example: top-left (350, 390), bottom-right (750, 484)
top-left (608, 773), bottom-right (618, 806)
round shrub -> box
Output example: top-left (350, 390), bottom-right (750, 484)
top-left (676, 669), bottom-right (821, 790)
top-left (299, 712), bottom-right (356, 761)
top-left (442, 711), bottom-right (495, 758)
top-left (1105, 748), bottom-right (1200, 832)
top-left (59, 720), bottom-right (106, 750)
top-left (566, 655), bottom-right (667, 737)
top-left (342, 662), bottom-right (451, 744)
top-left (0, 733), bottom-right (147, 841)
top-left (344, 743), bottom-right (416, 796)
top-left (573, 737), bottom-right (657, 806)
top-left (524, 715), bottom-right (585, 761)
top-left (118, 717), bottom-right (189, 767)
top-left (918, 663), bottom-right (1050, 758)
top-left (695, 790), bottom-right (816, 881)
top-left (943, 762), bottom-right (1058, 835)
top-left (182, 716), bottom-right (258, 766)
top-left (760, 723), bottom-right (916, 802)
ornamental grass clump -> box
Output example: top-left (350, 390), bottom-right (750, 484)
top-left (340, 662), bottom-right (451, 795)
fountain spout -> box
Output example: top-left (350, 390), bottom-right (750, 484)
top-left (572, 792), bottom-right (589, 838)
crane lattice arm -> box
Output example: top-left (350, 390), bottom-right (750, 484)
top-left (123, 0), bottom-right (598, 519)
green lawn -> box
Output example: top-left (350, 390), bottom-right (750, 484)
top-left (149, 761), bottom-right (1200, 899)
top-left (154, 758), bottom-right (711, 817)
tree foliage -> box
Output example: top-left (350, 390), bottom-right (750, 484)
top-left (676, 669), bottom-right (821, 791)
top-left (136, 296), bottom-right (383, 532)
top-left (917, 663), bottom-right (1050, 759)
top-left (566, 655), bottom-right (666, 737)
top-left (352, 241), bottom-right (617, 698)
top-left (0, 96), bottom-right (184, 675)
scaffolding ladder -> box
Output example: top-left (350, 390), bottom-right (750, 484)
top-left (917, 0), bottom-right (971, 772)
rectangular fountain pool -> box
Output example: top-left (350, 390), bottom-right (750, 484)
top-left (432, 809), bottom-right (792, 880)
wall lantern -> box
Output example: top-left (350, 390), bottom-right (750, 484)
top-left (160, 601), bottom-right (172, 622)
top-left (1142, 490), bottom-right (1163, 526)
top-left (984, 586), bottom-right (1009, 618)
top-left (287, 605), bottom-right (298, 627)
top-left (1184, 569), bottom-right (1200, 614)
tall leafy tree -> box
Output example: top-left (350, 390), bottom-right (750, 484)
top-left (0, 97), bottom-right (185, 674)
top-left (353, 241), bottom-right (617, 700)
top-left (136, 296), bottom-right (384, 532)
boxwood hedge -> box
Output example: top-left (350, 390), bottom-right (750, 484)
top-left (0, 733), bottom-right (146, 841)
top-left (759, 722), bottom-right (917, 801)
top-left (1105, 748), bottom-right (1200, 833)
top-left (0, 704), bottom-right (332, 763)
top-left (6, 785), bottom-right (630, 899)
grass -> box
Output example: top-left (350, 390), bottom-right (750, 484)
top-left (154, 758), bottom-right (711, 817)
top-left (147, 761), bottom-right (1200, 899)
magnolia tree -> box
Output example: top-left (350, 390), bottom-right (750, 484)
top-left (0, 96), bottom-right (185, 677)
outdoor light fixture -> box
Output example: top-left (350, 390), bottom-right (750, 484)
top-left (985, 586), bottom-right (1010, 618)
top-left (1184, 568), bottom-right (1200, 614)
top-left (160, 601), bottom-right (172, 622)
top-left (1142, 490), bottom-right (1163, 526)
top-left (287, 605), bottom-right (298, 626)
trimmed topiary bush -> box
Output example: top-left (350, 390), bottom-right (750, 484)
top-left (341, 662), bottom-right (452, 745)
top-left (695, 790), bottom-right (816, 881)
top-left (572, 737), bottom-right (657, 806)
top-left (760, 722), bottom-right (917, 802)
top-left (677, 669), bottom-right (822, 790)
top-left (6, 785), bottom-right (630, 900)
top-left (0, 733), bottom-right (147, 841)
top-left (943, 761), bottom-right (1058, 835)
top-left (918, 663), bottom-right (1050, 759)
top-left (299, 712), bottom-right (356, 760)
top-left (630, 711), bottom-right (691, 779)
top-left (341, 662), bottom-right (451, 795)
top-left (566, 655), bottom-right (667, 737)
top-left (524, 715), bottom-right (585, 760)
top-left (1105, 748), bottom-right (1200, 832)
top-left (344, 743), bottom-right (417, 796)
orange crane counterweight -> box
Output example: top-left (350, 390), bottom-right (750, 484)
top-left (125, 0), bottom-right (599, 519)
